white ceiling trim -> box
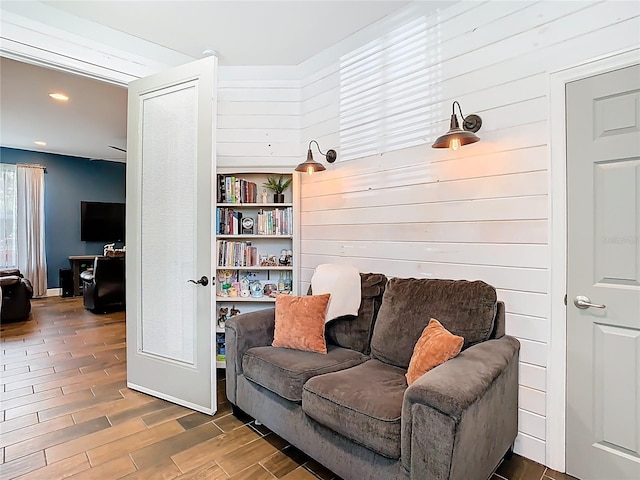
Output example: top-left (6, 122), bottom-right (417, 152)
top-left (0, 2), bottom-right (192, 85)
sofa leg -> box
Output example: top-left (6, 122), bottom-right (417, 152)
top-left (231, 403), bottom-right (246, 418)
top-left (504, 445), bottom-right (514, 461)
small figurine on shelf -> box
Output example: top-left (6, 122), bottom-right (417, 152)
top-left (260, 255), bottom-right (278, 267)
top-left (230, 305), bottom-right (241, 317)
top-left (262, 188), bottom-right (268, 204)
top-left (263, 283), bottom-right (277, 297)
top-left (278, 249), bottom-right (292, 266)
top-left (239, 272), bottom-right (251, 297)
top-left (218, 269), bottom-right (233, 297)
top-left (217, 307), bottom-right (228, 329)
top-left (250, 279), bottom-right (264, 298)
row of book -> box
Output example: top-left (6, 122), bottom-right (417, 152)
top-left (217, 208), bottom-right (244, 235)
top-left (257, 207), bottom-right (293, 236)
top-left (216, 207), bottom-right (293, 236)
top-left (216, 333), bottom-right (225, 362)
top-left (217, 240), bottom-right (259, 267)
top-left (217, 175), bottom-right (258, 204)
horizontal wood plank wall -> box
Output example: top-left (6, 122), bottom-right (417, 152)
top-left (296, 0), bottom-right (640, 465)
top-left (217, 68), bottom-right (301, 169)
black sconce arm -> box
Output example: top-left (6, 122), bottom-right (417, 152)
top-left (309, 140), bottom-right (337, 163)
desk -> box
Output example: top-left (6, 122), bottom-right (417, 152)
top-left (69, 255), bottom-right (104, 296)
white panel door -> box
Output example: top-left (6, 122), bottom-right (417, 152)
top-left (566, 64), bottom-right (640, 479)
top-left (126, 56), bottom-right (217, 414)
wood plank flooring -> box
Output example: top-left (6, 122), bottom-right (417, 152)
top-left (1, 297), bottom-right (574, 480)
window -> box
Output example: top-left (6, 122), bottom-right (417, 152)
top-left (339, 17), bottom-right (443, 161)
top-left (1, 164), bottom-right (17, 268)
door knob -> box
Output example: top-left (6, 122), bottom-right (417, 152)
top-left (573, 295), bottom-right (605, 310)
top-left (187, 276), bottom-right (209, 287)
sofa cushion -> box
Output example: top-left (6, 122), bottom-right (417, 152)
top-left (272, 294), bottom-right (330, 354)
top-left (371, 278), bottom-right (497, 369)
top-left (243, 344), bottom-right (367, 402)
top-left (324, 272), bottom-right (387, 354)
top-left (302, 359), bottom-right (406, 459)
top-left (405, 318), bottom-right (464, 385)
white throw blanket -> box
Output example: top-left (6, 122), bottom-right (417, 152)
top-left (311, 264), bottom-right (361, 322)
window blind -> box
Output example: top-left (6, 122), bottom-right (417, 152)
top-left (339, 17), bottom-right (441, 161)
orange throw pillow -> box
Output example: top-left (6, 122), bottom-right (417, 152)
top-left (406, 318), bottom-right (464, 385)
top-left (272, 294), bottom-right (331, 354)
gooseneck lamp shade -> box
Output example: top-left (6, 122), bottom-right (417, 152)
top-left (295, 149), bottom-right (326, 175)
top-left (295, 140), bottom-right (337, 175)
top-left (432, 101), bottom-right (482, 150)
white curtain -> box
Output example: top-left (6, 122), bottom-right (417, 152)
top-left (17, 165), bottom-right (47, 297)
top-left (0, 164), bottom-right (17, 269)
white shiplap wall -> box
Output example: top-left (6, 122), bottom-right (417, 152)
top-left (296, 0), bottom-right (640, 465)
top-left (217, 67), bottom-right (301, 169)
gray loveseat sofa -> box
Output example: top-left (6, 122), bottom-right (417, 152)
top-left (225, 275), bottom-right (520, 480)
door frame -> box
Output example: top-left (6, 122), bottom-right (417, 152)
top-left (547, 46), bottom-right (640, 472)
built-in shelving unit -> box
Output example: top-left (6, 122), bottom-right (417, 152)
top-left (214, 170), bottom-right (298, 368)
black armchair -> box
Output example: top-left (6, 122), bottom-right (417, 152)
top-left (0, 269), bottom-right (34, 322)
top-left (80, 257), bottom-right (125, 312)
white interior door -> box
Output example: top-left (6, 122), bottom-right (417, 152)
top-left (566, 64), bottom-right (640, 479)
top-left (126, 56), bottom-right (217, 414)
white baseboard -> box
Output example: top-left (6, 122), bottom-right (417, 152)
top-left (46, 288), bottom-right (62, 297)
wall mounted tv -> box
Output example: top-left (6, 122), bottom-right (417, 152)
top-left (80, 201), bottom-right (125, 242)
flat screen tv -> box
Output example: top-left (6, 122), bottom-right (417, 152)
top-left (81, 201), bottom-right (125, 242)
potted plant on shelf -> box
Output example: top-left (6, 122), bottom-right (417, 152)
top-left (263, 175), bottom-right (292, 203)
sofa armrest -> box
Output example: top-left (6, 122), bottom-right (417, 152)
top-left (401, 336), bottom-right (520, 480)
top-left (224, 308), bottom-right (276, 404)
top-left (22, 277), bottom-right (33, 298)
top-left (0, 275), bottom-right (20, 288)
top-left (0, 269), bottom-right (21, 278)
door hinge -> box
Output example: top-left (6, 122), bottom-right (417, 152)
top-left (564, 294), bottom-right (567, 306)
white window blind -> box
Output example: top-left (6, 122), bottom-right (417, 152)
top-left (0, 164), bottom-right (17, 269)
top-left (339, 17), bottom-right (442, 161)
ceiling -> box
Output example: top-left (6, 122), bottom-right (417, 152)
top-left (0, 57), bottom-right (128, 162)
top-left (46, 1), bottom-right (409, 66)
top-left (0, 1), bottom-right (408, 162)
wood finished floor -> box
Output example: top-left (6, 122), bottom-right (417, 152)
top-left (0, 297), bottom-right (575, 480)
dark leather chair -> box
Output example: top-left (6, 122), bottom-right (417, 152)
top-left (80, 257), bottom-right (125, 312)
top-left (0, 268), bottom-right (34, 322)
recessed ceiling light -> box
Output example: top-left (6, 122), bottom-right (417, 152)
top-left (34, 141), bottom-right (47, 146)
top-left (49, 92), bottom-right (69, 101)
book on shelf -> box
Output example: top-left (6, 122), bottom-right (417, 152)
top-left (216, 333), bottom-right (226, 362)
top-left (217, 174), bottom-right (258, 204)
top-left (217, 206), bottom-right (292, 236)
top-left (216, 208), bottom-right (244, 235)
top-left (216, 240), bottom-right (259, 267)
top-left (256, 207), bottom-right (293, 235)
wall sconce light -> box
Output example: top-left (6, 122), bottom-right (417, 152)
top-left (432, 101), bottom-right (482, 150)
top-left (295, 140), bottom-right (337, 175)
